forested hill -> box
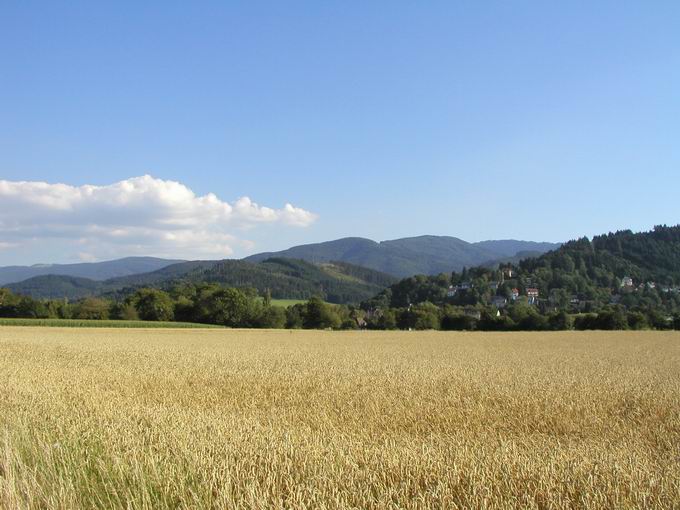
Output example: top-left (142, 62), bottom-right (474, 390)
top-left (365, 225), bottom-right (680, 316)
top-left (522, 226), bottom-right (680, 284)
top-left (245, 236), bottom-right (560, 277)
top-left (7, 258), bottom-right (397, 304)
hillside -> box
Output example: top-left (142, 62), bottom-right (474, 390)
top-left (365, 225), bottom-right (680, 317)
top-left (8, 258), bottom-right (397, 304)
top-left (0, 257), bottom-right (182, 285)
top-left (5, 275), bottom-right (102, 300)
top-left (245, 236), bottom-right (560, 277)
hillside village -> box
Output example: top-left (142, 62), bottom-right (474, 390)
top-left (446, 271), bottom-right (680, 315)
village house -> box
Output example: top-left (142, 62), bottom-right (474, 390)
top-left (502, 268), bottom-right (515, 279)
top-left (491, 296), bottom-right (507, 308)
top-left (446, 285), bottom-right (457, 298)
top-left (510, 288), bottom-right (520, 300)
top-left (526, 288), bottom-right (539, 305)
top-left (621, 276), bottom-right (634, 288)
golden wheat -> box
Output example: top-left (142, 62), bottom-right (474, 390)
top-left (1, 327), bottom-right (679, 509)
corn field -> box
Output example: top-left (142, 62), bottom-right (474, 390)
top-left (1, 327), bottom-right (679, 509)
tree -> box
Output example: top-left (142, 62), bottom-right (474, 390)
top-left (595, 309), bottom-right (628, 330)
top-left (303, 297), bottom-right (341, 329)
top-left (627, 311), bottom-right (649, 330)
top-left (516, 311), bottom-right (549, 331)
top-left (256, 305), bottom-right (286, 329)
top-left (74, 298), bottom-right (111, 320)
top-left (285, 304), bottom-right (305, 329)
top-left (548, 311), bottom-right (573, 330)
top-left (368, 308), bottom-right (397, 330)
top-left (16, 297), bottom-right (50, 319)
top-left (132, 289), bottom-right (175, 322)
top-left (172, 296), bottom-right (195, 323)
top-left (201, 288), bottom-right (259, 327)
top-left (110, 302), bottom-right (139, 321)
top-left (441, 312), bottom-right (476, 331)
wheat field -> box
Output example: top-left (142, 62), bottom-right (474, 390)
top-left (0, 328), bottom-right (678, 509)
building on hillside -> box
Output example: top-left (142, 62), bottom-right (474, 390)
top-left (510, 288), bottom-right (520, 300)
top-left (503, 268), bottom-right (515, 279)
top-left (526, 288), bottom-right (539, 305)
top-left (491, 296), bottom-right (507, 308)
top-left (446, 285), bottom-right (458, 298)
top-left (621, 276), bottom-right (634, 288)
top-left (646, 281), bottom-right (656, 289)
top-left (458, 282), bottom-right (473, 291)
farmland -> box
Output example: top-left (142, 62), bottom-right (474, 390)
top-left (1, 328), bottom-right (679, 509)
top-left (0, 318), bottom-right (222, 328)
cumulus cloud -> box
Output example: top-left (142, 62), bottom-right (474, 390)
top-left (0, 175), bottom-right (317, 261)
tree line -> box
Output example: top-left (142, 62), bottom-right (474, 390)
top-left (0, 285), bottom-right (364, 329)
top-left (2, 283), bottom-right (679, 331)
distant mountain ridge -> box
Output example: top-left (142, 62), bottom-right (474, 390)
top-left (7, 258), bottom-right (397, 304)
top-left (245, 236), bottom-right (560, 277)
top-left (0, 257), bottom-right (183, 286)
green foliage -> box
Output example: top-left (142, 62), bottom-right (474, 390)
top-left (303, 297), bottom-right (341, 329)
top-left (548, 311), bottom-right (573, 331)
top-left (73, 297), bottom-right (111, 320)
top-left (366, 309), bottom-right (397, 330)
top-left (131, 289), bottom-right (175, 322)
top-left (397, 303), bottom-right (441, 330)
top-left (8, 258), bottom-right (396, 305)
top-left (360, 225), bottom-right (680, 331)
top-left (255, 305), bottom-right (287, 329)
top-left (285, 304), bottom-right (305, 329)
top-left (627, 311), bottom-right (649, 330)
top-left (440, 312), bottom-right (477, 331)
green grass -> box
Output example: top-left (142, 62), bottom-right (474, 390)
top-left (269, 298), bottom-right (307, 307)
top-left (0, 318), bottom-right (223, 328)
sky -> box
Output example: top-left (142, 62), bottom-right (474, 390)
top-left (1, 1), bottom-right (679, 265)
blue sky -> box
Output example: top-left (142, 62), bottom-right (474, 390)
top-left (1, 1), bottom-right (679, 264)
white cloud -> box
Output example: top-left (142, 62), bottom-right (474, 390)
top-left (0, 175), bottom-right (317, 261)
top-left (77, 252), bottom-right (98, 263)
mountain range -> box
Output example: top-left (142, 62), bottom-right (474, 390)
top-left (6, 258), bottom-right (398, 304)
top-left (0, 235), bottom-right (560, 303)
top-left (0, 257), bottom-right (182, 286)
top-left (246, 236), bottom-right (560, 277)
